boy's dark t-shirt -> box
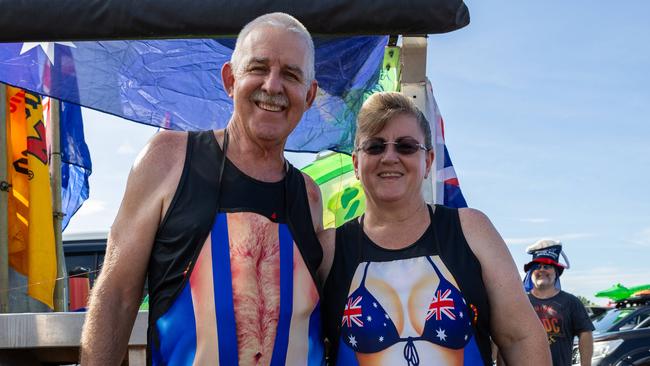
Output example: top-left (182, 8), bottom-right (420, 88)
top-left (528, 291), bottom-right (594, 366)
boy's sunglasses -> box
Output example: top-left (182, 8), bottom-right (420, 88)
top-left (357, 137), bottom-right (429, 155)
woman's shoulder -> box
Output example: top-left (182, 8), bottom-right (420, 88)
top-left (456, 206), bottom-right (492, 229)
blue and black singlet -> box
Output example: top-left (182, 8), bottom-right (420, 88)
top-left (323, 205), bottom-right (492, 365)
top-left (145, 130), bottom-right (325, 365)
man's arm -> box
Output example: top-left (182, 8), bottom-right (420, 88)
top-left (80, 131), bottom-right (187, 365)
top-left (578, 331), bottom-right (593, 366)
top-left (459, 208), bottom-right (551, 365)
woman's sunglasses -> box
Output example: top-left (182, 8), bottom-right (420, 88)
top-left (357, 137), bottom-right (429, 155)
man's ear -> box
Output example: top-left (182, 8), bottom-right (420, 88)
top-left (305, 79), bottom-right (318, 108)
top-left (221, 62), bottom-right (235, 98)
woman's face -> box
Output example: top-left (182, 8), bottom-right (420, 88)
top-left (353, 113), bottom-right (433, 206)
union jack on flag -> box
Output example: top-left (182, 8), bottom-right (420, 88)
top-left (426, 289), bottom-right (456, 321)
top-left (342, 296), bottom-right (364, 328)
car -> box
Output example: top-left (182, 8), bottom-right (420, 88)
top-left (587, 306), bottom-right (612, 320)
top-left (63, 232), bottom-right (149, 311)
top-left (573, 296), bottom-right (650, 365)
top-left (62, 232), bottom-right (108, 310)
top-left (591, 304), bottom-right (650, 336)
top-left (63, 231), bottom-right (108, 288)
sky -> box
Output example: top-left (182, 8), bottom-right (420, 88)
top-left (64, 1), bottom-right (650, 304)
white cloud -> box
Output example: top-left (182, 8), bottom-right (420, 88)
top-left (74, 199), bottom-right (106, 217)
top-left (628, 227), bottom-right (650, 247)
top-left (505, 232), bottom-right (595, 246)
top-left (117, 142), bottom-right (136, 155)
top-left (517, 218), bottom-right (551, 224)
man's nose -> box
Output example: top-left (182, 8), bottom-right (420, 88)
top-left (262, 70), bottom-right (283, 95)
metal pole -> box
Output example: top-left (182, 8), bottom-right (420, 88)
top-left (0, 83), bottom-right (9, 312)
top-left (49, 98), bottom-right (67, 312)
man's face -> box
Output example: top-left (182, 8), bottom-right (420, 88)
top-left (532, 263), bottom-right (558, 290)
top-left (222, 26), bottom-right (317, 145)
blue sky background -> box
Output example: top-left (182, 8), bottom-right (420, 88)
top-left (66, 1), bottom-right (649, 303)
top-left (428, 1), bottom-right (650, 303)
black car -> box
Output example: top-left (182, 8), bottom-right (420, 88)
top-left (591, 304), bottom-right (650, 335)
top-left (573, 296), bottom-right (650, 365)
top-left (586, 327), bottom-right (650, 366)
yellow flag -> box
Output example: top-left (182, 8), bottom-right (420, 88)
top-left (5, 86), bottom-right (57, 308)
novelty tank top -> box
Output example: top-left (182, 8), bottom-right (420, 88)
top-left (146, 130), bottom-right (325, 365)
top-left (324, 205), bottom-right (492, 365)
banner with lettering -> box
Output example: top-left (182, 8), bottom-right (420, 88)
top-left (5, 86), bottom-right (57, 308)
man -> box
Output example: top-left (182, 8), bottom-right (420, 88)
top-left (524, 239), bottom-right (594, 366)
top-left (80, 13), bottom-right (325, 365)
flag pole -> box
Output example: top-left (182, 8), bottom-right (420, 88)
top-left (0, 83), bottom-right (9, 312)
top-left (49, 98), bottom-right (67, 312)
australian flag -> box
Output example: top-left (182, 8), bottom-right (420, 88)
top-left (1, 43), bottom-right (92, 229)
top-left (425, 80), bottom-right (467, 208)
top-left (439, 144), bottom-right (467, 208)
top-left (0, 37), bottom-right (387, 153)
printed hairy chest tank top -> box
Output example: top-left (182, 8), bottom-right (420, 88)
top-left (147, 130), bottom-right (325, 365)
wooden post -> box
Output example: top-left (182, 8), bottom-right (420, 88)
top-left (0, 83), bottom-right (9, 313)
top-left (49, 98), bottom-right (67, 312)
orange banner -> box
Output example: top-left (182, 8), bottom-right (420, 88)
top-left (5, 86), bottom-right (56, 308)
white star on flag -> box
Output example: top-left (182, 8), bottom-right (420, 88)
top-left (436, 327), bottom-right (447, 341)
top-left (348, 335), bottom-right (358, 347)
top-left (20, 42), bottom-right (76, 65)
top-left (367, 315), bottom-right (372, 322)
top-left (379, 336), bottom-right (384, 342)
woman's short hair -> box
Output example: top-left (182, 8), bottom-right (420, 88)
top-left (355, 92), bottom-right (432, 150)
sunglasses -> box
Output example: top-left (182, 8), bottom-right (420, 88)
top-left (357, 137), bottom-right (429, 155)
top-left (535, 264), bottom-right (556, 271)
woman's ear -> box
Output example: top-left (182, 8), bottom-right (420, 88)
top-left (424, 148), bottom-right (434, 179)
top-left (352, 152), bottom-right (359, 180)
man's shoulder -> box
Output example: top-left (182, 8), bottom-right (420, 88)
top-left (555, 291), bottom-right (588, 311)
top-left (130, 130), bottom-right (188, 187)
top-left (138, 130), bottom-right (187, 164)
top-left (557, 290), bottom-right (581, 302)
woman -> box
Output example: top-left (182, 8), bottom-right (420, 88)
top-left (319, 92), bottom-right (549, 365)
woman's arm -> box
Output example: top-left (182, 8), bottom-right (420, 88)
top-left (459, 208), bottom-right (551, 365)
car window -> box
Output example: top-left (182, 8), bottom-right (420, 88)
top-left (592, 308), bottom-right (637, 333)
top-left (617, 310), bottom-right (650, 331)
top-left (638, 315), bottom-right (650, 329)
